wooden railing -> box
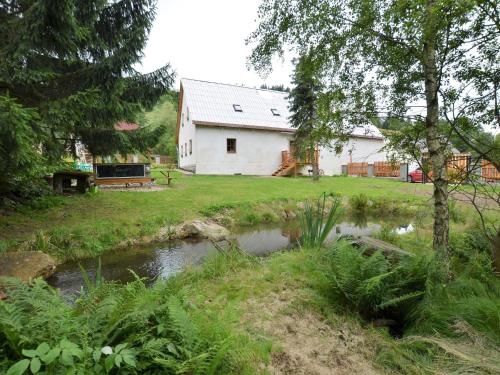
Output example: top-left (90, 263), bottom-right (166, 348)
top-left (282, 149), bottom-right (319, 165)
top-left (281, 150), bottom-right (295, 166)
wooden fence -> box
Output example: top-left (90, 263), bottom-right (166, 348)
top-left (446, 154), bottom-right (470, 181)
top-left (481, 160), bottom-right (500, 181)
top-left (374, 161), bottom-right (400, 177)
top-left (347, 162), bottom-right (368, 176)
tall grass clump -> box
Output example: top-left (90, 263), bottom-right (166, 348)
top-left (349, 193), bottom-right (369, 214)
top-left (299, 192), bottom-right (341, 248)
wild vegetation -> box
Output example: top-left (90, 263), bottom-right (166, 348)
top-left (1, 197), bottom-right (499, 373)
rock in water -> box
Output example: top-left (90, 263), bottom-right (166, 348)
top-left (180, 220), bottom-right (229, 241)
top-left (0, 251), bottom-right (56, 282)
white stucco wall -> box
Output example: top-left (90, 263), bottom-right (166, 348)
top-left (195, 126), bottom-right (292, 175)
top-left (319, 137), bottom-right (387, 175)
top-left (178, 96), bottom-right (196, 171)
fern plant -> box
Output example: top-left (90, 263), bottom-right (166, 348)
top-left (327, 241), bottom-right (429, 322)
top-left (0, 272), bottom-right (251, 374)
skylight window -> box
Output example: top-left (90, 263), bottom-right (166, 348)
top-left (271, 108), bottom-right (280, 116)
top-left (233, 104), bottom-right (243, 112)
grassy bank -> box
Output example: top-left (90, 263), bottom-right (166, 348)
top-left (0, 175), bottom-right (434, 260)
top-left (2, 234), bottom-right (499, 374)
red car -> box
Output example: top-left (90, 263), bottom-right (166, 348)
top-left (408, 168), bottom-right (423, 183)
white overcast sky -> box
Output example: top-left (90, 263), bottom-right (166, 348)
top-left (137, 1), bottom-right (498, 135)
top-left (137, 0), bottom-right (293, 90)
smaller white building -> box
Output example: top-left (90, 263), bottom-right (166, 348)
top-left (176, 79), bottom-right (386, 176)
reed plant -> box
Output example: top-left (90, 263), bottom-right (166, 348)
top-left (299, 192), bottom-right (341, 248)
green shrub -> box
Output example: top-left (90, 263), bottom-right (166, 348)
top-left (299, 193), bottom-right (341, 249)
top-left (239, 212), bottom-right (260, 226)
top-left (349, 193), bottom-right (369, 214)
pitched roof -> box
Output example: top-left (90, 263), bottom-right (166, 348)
top-left (182, 78), bottom-right (292, 131)
top-left (115, 121), bottom-right (140, 131)
top-left (179, 78), bottom-right (383, 139)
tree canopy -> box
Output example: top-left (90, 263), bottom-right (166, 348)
top-left (247, 0), bottom-right (499, 254)
top-left (0, 0), bottom-right (174, 201)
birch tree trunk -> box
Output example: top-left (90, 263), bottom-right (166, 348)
top-left (423, 0), bottom-right (450, 259)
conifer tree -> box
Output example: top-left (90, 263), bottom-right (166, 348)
top-left (288, 53), bottom-right (323, 181)
top-left (0, 0), bottom-right (174, 200)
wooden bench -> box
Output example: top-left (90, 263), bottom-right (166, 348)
top-left (93, 177), bottom-right (154, 187)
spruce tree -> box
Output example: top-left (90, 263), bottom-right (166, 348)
top-left (288, 53), bottom-right (323, 181)
top-left (0, 0), bottom-right (174, 200)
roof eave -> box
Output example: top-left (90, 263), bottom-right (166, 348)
top-left (192, 120), bottom-right (295, 133)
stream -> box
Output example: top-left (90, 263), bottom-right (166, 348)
top-left (47, 219), bottom-right (414, 295)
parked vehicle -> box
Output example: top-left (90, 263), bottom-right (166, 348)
top-left (408, 168), bottom-right (423, 183)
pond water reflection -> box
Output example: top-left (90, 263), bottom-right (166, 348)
top-left (48, 218), bottom-right (411, 296)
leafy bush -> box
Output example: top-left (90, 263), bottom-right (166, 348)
top-left (0, 273), bottom-right (260, 374)
top-left (299, 192), bottom-right (341, 248)
top-left (327, 241), bottom-right (429, 322)
top-left (327, 227), bottom-right (500, 346)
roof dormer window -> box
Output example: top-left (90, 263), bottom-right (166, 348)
top-left (271, 108), bottom-right (280, 116)
top-left (233, 104), bottom-right (243, 112)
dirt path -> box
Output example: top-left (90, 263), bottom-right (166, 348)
top-left (243, 291), bottom-right (380, 375)
top-left (401, 184), bottom-right (498, 209)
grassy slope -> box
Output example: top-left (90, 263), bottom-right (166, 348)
top-left (0, 175), bottom-right (432, 244)
top-left (172, 247), bottom-right (500, 374)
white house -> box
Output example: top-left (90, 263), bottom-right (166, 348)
top-left (176, 78), bottom-right (386, 176)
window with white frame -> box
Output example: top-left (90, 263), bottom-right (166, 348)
top-left (189, 139), bottom-right (192, 155)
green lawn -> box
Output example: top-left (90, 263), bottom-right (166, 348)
top-left (1, 175), bottom-right (432, 243)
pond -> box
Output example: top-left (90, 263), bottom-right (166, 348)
top-left (47, 218), bottom-right (413, 296)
